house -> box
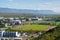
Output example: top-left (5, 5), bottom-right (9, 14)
top-left (26, 18), bottom-right (31, 21)
top-left (12, 20), bottom-right (21, 25)
top-left (0, 17), bottom-right (4, 19)
top-left (4, 23), bottom-right (12, 27)
top-left (31, 18), bottom-right (38, 21)
top-left (31, 17), bottom-right (43, 21)
top-left (15, 17), bottom-right (19, 20)
top-left (8, 17), bottom-right (14, 22)
top-left (20, 17), bottom-right (26, 22)
top-left (38, 18), bottom-right (43, 21)
top-left (0, 17), bottom-right (22, 27)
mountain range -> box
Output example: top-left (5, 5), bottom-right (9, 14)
top-left (0, 8), bottom-right (57, 14)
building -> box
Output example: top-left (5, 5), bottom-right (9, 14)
top-left (12, 20), bottom-right (21, 25)
top-left (31, 17), bottom-right (43, 21)
top-left (20, 17), bottom-right (26, 22)
top-left (0, 17), bottom-right (4, 19)
top-left (0, 31), bottom-right (22, 40)
top-left (4, 23), bottom-right (11, 27)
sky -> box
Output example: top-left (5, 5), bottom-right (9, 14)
top-left (0, 0), bottom-right (60, 12)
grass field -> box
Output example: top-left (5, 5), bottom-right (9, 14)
top-left (11, 25), bottom-right (54, 31)
top-left (21, 25), bottom-right (49, 31)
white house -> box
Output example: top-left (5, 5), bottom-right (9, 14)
top-left (4, 23), bottom-right (12, 27)
top-left (12, 20), bottom-right (21, 25)
top-left (38, 18), bottom-right (43, 21)
top-left (15, 17), bottom-right (19, 20)
top-left (9, 17), bottom-right (14, 20)
top-left (28, 18), bottom-right (31, 21)
top-left (8, 17), bottom-right (14, 21)
top-left (0, 17), bottom-right (4, 19)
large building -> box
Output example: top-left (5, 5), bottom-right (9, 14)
top-left (0, 31), bottom-right (22, 40)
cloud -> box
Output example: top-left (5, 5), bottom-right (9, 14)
top-left (6, 2), bottom-right (60, 12)
top-left (52, 7), bottom-right (60, 12)
top-left (36, 2), bottom-right (60, 12)
top-left (0, 0), bottom-right (60, 12)
top-left (8, 0), bottom-right (13, 2)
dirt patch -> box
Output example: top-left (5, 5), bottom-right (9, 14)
top-left (45, 26), bottom-right (56, 31)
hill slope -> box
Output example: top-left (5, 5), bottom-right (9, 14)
top-left (0, 8), bottom-right (55, 14)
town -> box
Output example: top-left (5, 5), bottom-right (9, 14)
top-left (0, 0), bottom-right (60, 40)
top-left (0, 16), bottom-right (60, 40)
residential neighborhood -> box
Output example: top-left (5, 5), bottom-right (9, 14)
top-left (0, 16), bottom-right (59, 40)
top-left (0, 16), bottom-right (44, 27)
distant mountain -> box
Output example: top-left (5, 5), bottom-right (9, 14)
top-left (0, 8), bottom-right (56, 14)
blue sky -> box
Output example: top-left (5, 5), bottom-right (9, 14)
top-left (0, 0), bottom-right (60, 12)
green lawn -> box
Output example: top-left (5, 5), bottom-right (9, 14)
top-left (19, 25), bottom-right (49, 31)
top-left (6, 25), bottom-right (56, 32)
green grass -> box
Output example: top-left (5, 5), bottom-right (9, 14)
top-left (20, 25), bottom-right (49, 31)
top-left (6, 24), bottom-right (56, 32)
